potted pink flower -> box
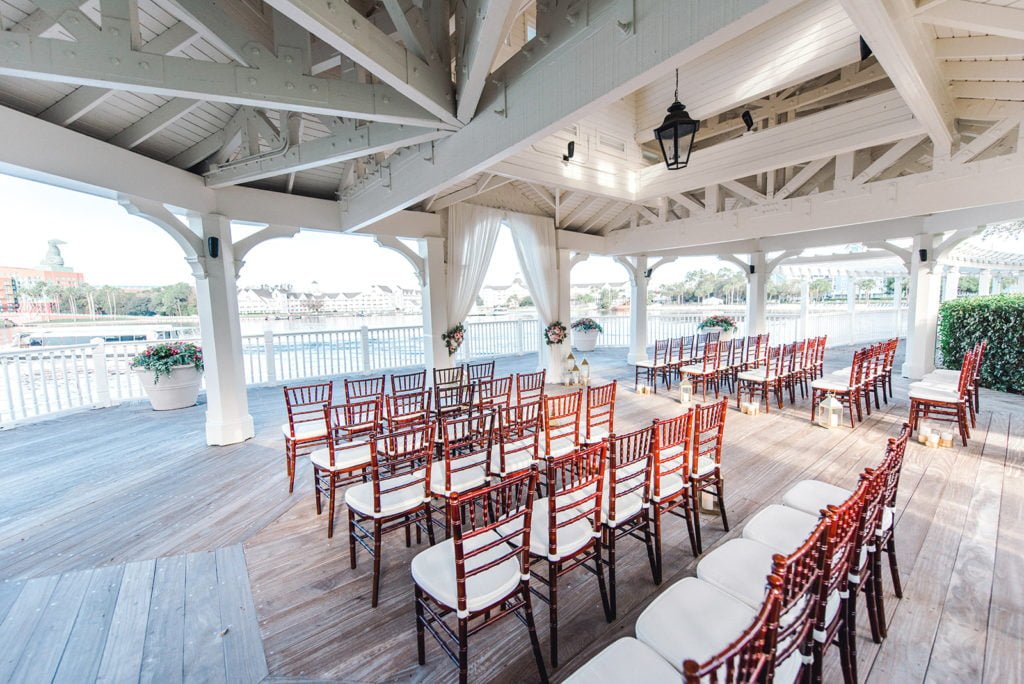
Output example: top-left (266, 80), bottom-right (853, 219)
top-left (131, 341), bottom-right (204, 410)
top-left (571, 318), bottom-right (604, 352)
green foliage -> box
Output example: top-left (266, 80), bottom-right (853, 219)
top-left (699, 315), bottom-right (738, 333)
top-left (938, 294), bottom-right (1024, 393)
top-left (571, 317), bottom-right (603, 333)
top-left (130, 342), bottom-right (204, 382)
top-left (597, 287), bottom-right (622, 312)
top-left (809, 278), bottom-right (833, 301)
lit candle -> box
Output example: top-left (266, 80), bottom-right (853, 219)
top-left (926, 433), bottom-right (940, 448)
top-left (940, 431), bottom-right (954, 447)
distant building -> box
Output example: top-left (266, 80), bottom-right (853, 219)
top-left (0, 241), bottom-right (85, 312)
top-left (479, 278), bottom-right (531, 309)
top-left (237, 283), bottom-right (421, 315)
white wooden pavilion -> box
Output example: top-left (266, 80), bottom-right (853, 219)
top-left (1, 0), bottom-right (1023, 450)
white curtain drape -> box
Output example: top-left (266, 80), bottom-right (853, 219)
top-left (447, 204), bottom-right (502, 326)
top-left (506, 211), bottom-right (563, 373)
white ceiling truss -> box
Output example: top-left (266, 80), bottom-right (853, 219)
top-left (1, 0), bottom-right (1024, 257)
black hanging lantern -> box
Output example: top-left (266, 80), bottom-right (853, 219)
top-left (654, 69), bottom-right (699, 170)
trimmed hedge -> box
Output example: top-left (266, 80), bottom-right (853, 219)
top-left (937, 294), bottom-right (1024, 394)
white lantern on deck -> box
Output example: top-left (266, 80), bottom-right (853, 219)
top-left (817, 393), bottom-right (843, 428)
top-left (564, 352), bottom-right (576, 385)
top-left (569, 364), bottom-right (581, 386)
top-left (679, 377), bottom-right (693, 405)
top-left (580, 358), bottom-right (591, 386)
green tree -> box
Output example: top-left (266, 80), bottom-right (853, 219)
top-left (597, 287), bottom-right (621, 312)
top-left (519, 295), bottom-right (534, 308)
top-left (809, 278), bottom-right (833, 301)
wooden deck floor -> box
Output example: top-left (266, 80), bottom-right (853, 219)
top-left (0, 345), bottom-right (1020, 683)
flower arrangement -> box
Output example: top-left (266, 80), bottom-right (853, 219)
top-left (442, 323), bottom-right (465, 356)
top-left (131, 341), bottom-right (204, 382)
top-left (698, 315), bottom-right (737, 333)
top-left (544, 321), bottom-right (568, 345)
top-left (570, 318), bottom-right (604, 334)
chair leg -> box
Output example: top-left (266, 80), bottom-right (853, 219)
top-left (327, 478), bottom-right (336, 538)
top-left (594, 546), bottom-right (613, 625)
top-left (886, 535), bottom-right (903, 599)
top-left (457, 618), bottom-right (469, 684)
top-left (287, 441), bottom-right (296, 494)
top-left (549, 563), bottom-right (560, 668)
top-left (645, 512), bottom-right (661, 585)
top-left (683, 501), bottom-right (699, 558)
top-left (371, 520), bottom-right (383, 608)
top-left (840, 602), bottom-right (857, 684)
top-left (521, 586), bottom-right (549, 683)
top-left (606, 531), bottom-right (617, 620)
top-left (958, 406), bottom-right (970, 446)
top-left (314, 471), bottom-right (322, 515)
top-left (691, 487), bottom-right (704, 554)
top-left (810, 389), bottom-right (819, 423)
top-left (348, 508), bottom-right (357, 569)
top-left (716, 476), bottom-right (730, 532)
top-left (863, 575), bottom-right (882, 644)
top-left (415, 586), bottom-right (427, 665)
top-left (872, 550), bottom-right (889, 640)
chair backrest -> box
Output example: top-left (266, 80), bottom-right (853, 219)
top-left (391, 369), bottom-right (426, 396)
top-left (794, 339), bottom-right (810, 372)
top-left (651, 411), bottom-right (693, 500)
top-left (322, 399), bottom-right (381, 467)
top-left (464, 360), bottom-right (496, 385)
top-left (883, 338), bottom-right (899, 371)
top-left (653, 338), bottom-right (671, 365)
top-left (585, 381), bottom-right (616, 440)
top-left (679, 335), bottom-right (696, 364)
top-left (956, 349), bottom-right (977, 398)
top-left (606, 425), bottom-right (653, 523)
top-left (542, 442), bottom-right (606, 560)
top-left (433, 366), bottom-right (465, 389)
top-left (683, 575), bottom-right (783, 684)
top-left (729, 337), bottom-right (747, 367)
top-left (847, 349), bottom-right (866, 387)
top-left (370, 422), bottom-right (434, 514)
top-left (344, 376), bottom-right (385, 403)
top-left (516, 370), bottom-right (546, 404)
top-left (544, 390), bottom-right (582, 454)
top-left (973, 339), bottom-right (988, 382)
top-left (814, 336), bottom-right (827, 366)
top-left (283, 382), bottom-right (333, 435)
top-left (881, 423), bottom-right (912, 509)
top-left (386, 389), bottom-right (432, 427)
top-left (852, 465), bottom-right (888, 577)
top-left (435, 383), bottom-right (474, 419)
top-left (760, 345), bottom-right (781, 380)
top-left (702, 340), bottom-right (721, 372)
top-left (819, 483), bottom-right (865, 621)
top-left (448, 468), bottom-right (538, 617)
top-left (494, 402), bottom-right (542, 474)
top-left (691, 397), bottom-right (727, 473)
top-left (717, 339), bottom-right (732, 369)
top-left (438, 412), bottom-right (494, 495)
top-left (475, 375), bottom-right (513, 413)
top-left (771, 516), bottom-right (829, 666)
top-left (782, 342), bottom-right (797, 375)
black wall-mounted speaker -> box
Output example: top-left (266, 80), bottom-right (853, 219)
top-left (207, 236), bottom-right (220, 259)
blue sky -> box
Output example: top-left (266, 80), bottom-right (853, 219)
top-left (0, 173), bottom-right (718, 291)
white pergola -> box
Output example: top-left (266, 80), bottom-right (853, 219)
top-left (3, 0), bottom-right (1024, 444)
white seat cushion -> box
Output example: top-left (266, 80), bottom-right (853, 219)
top-left (547, 437), bottom-right (579, 458)
top-left (774, 651), bottom-right (804, 684)
top-left (923, 369), bottom-right (962, 383)
top-left (282, 419), bottom-right (327, 440)
top-left (345, 473), bottom-right (427, 518)
top-left (910, 379), bottom-right (958, 393)
top-left (529, 496), bottom-right (597, 561)
top-left (832, 366), bottom-right (853, 378)
top-left (737, 369), bottom-right (777, 383)
top-left (601, 489), bottom-right (644, 528)
top-left (310, 443), bottom-right (371, 471)
top-left (410, 530), bottom-right (522, 618)
top-left (696, 538), bottom-right (776, 609)
top-left (692, 456), bottom-right (718, 478)
top-left (635, 361), bottom-right (667, 369)
top-left (679, 363), bottom-right (713, 375)
top-left (908, 385), bottom-right (961, 403)
top-left (878, 506), bottom-right (895, 535)
top-left (651, 445), bottom-right (689, 502)
top-left (562, 637), bottom-right (681, 684)
top-left (741, 505), bottom-right (820, 553)
top-left (635, 576), bottom-right (757, 673)
top-left (810, 377), bottom-right (851, 392)
top-left (489, 440), bottom-right (538, 475)
top-left (429, 461), bottom-right (488, 496)
top-left (586, 426), bottom-right (610, 442)
top-left (782, 480), bottom-right (851, 517)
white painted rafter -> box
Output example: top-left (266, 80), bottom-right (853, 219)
top-left (107, 98), bottom-right (203, 149)
top-left (263, 0), bottom-right (460, 129)
top-left (840, 0), bottom-right (957, 156)
top-left (917, 0), bottom-right (1024, 42)
top-left (455, 0), bottom-right (518, 122)
top-left (424, 174), bottom-right (511, 211)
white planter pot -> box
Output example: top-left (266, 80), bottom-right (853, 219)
top-left (701, 326), bottom-right (734, 341)
top-left (135, 366), bottom-right (203, 411)
top-left (573, 329), bottom-right (600, 352)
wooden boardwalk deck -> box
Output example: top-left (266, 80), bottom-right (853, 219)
top-left (0, 345), bottom-right (1020, 683)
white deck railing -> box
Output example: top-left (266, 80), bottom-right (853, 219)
top-left (0, 308), bottom-right (905, 425)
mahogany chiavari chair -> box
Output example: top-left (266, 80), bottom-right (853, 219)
top-left (810, 349), bottom-right (865, 428)
top-left (812, 334), bottom-right (827, 379)
top-left (690, 397), bottom-right (730, 553)
top-left (543, 390), bottom-right (582, 458)
top-left (474, 375), bottom-right (513, 415)
top-left (583, 380), bottom-right (616, 443)
top-left (921, 338), bottom-right (985, 417)
top-left (344, 375), bottom-right (385, 403)
top-left (489, 400), bottom-right (542, 478)
top-left (845, 465), bottom-right (889, 659)
top-left (345, 422), bottom-right (436, 607)
top-left (742, 332), bottom-right (769, 372)
top-left (861, 342), bottom-right (884, 414)
top-left (634, 338), bottom-right (673, 393)
top-left (433, 366), bottom-right (466, 389)
top-left (649, 411), bottom-right (699, 582)
top-left (431, 412), bottom-right (493, 534)
top-left (391, 369), bottom-right (427, 396)
top-left (434, 383), bottom-right (474, 423)
top-left (312, 399), bottom-right (381, 538)
top-left (908, 348), bottom-right (976, 446)
top-left (463, 359), bottom-right (495, 386)
top-left (282, 382), bottom-right (333, 494)
top-left (736, 344), bottom-right (784, 413)
top-left (787, 338), bottom-right (812, 400)
top-left (678, 340), bottom-right (721, 401)
top-left (529, 442), bottom-right (611, 667)
top-left (678, 334), bottom-right (697, 368)
top-left (384, 389), bottom-right (432, 431)
top-left (724, 336), bottom-right (748, 392)
top-left (779, 341), bottom-right (799, 405)
top-left (412, 469), bottom-right (546, 684)
top-left (516, 370), bottom-right (546, 405)
top-left (602, 425), bottom-right (657, 618)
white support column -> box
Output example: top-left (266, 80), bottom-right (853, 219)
top-left (553, 248), bottom-right (573, 371)
top-left (746, 251), bottom-right (768, 336)
top-left (902, 234), bottom-right (941, 379)
top-left (978, 268), bottom-right (993, 296)
top-left (847, 276), bottom-right (857, 345)
top-left (190, 213), bottom-right (255, 445)
top-left (943, 265), bottom-right (961, 301)
top-left (893, 274), bottom-right (904, 335)
top-left (624, 256), bottom-right (649, 365)
top-left (419, 236), bottom-right (450, 371)
top-left (799, 278), bottom-right (810, 339)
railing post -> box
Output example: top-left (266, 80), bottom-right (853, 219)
top-left (90, 337), bottom-right (113, 408)
top-left (360, 325), bottom-right (371, 371)
top-left (264, 330), bottom-right (277, 383)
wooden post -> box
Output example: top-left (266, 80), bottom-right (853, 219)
top-left (90, 337), bottom-right (113, 408)
top-left (360, 325), bottom-right (371, 371)
top-left (263, 329), bottom-right (277, 383)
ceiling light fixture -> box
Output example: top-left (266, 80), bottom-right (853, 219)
top-left (654, 68), bottom-right (700, 170)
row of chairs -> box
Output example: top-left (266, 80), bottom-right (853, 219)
top-left (733, 336), bottom-right (829, 412)
top-left (410, 398), bottom-right (732, 683)
top-left (567, 423), bottom-right (911, 683)
top-left (809, 338), bottom-right (899, 428)
top-left (636, 331), bottom-right (756, 395)
top-left (908, 340), bottom-right (987, 446)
